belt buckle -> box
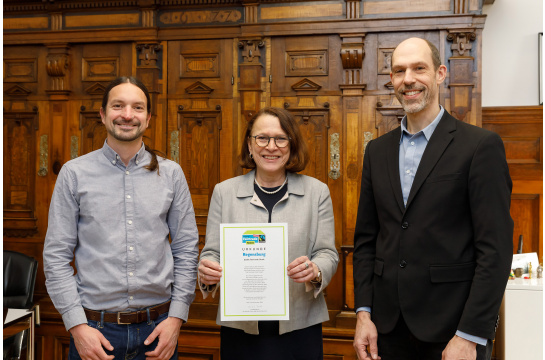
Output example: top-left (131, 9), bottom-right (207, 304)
top-left (117, 311), bottom-right (132, 325)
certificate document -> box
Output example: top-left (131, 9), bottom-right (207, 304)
top-left (220, 223), bottom-right (289, 321)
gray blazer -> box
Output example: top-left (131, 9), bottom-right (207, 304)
top-left (199, 170), bottom-right (339, 335)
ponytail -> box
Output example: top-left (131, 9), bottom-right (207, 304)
top-left (144, 143), bottom-right (166, 175)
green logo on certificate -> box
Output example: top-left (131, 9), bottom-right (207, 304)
top-left (242, 230), bottom-right (266, 245)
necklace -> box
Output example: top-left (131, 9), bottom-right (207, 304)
top-left (255, 176), bottom-right (288, 195)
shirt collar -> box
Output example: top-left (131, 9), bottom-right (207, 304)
top-left (101, 139), bottom-right (147, 166)
top-left (399, 105), bottom-right (444, 144)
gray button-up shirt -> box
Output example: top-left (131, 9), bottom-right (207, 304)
top-left (44, 141), bottom-right (199, 331)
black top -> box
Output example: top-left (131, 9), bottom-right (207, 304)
top-left (254, 182), bottom-right (288, 222)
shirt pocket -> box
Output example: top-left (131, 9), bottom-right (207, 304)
top-left (429, 262), bottom-right (476, 283)
top-left (425, 173), bottom-right (461, 183)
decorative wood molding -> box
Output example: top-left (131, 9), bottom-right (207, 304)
top-left (45, 43), bottom-right (71, 96)
top-left (5, 84), bottom-right (32, 97)
top-left (38, 135), bottom-right (49, 177)
top-left (180, 53), bottom-right (219, 78)
top-left (141, 8), bottom-right (156, 27)
top-left (136, 43), bottom-right (161, 67)
top-left (292, 78), bottom-right (322, 92)
top-left (238, 38), bottom-right (264, 64)
top-left (51, 12), bottom-right (62, 31)
top-left (3, 109), bottom-right (39, 238)
top-left (85, 82), bottom-right (107, 95)
top-left (340, 43), bottom-right (364, 69)
top-left (185, 81), bottom-right (214, 94)
top-left (82, 57), bottom-right (119, 82)
top-left (244, 3), bottom-right (258, 23)
top-left (70, 136), bottom-right (79, 159)
top-left (3, 58), bottom-right (37, 83)
top-left (345, 0), bottom-right (361, 19)
top-left (447, 30), bottom-right (476, 58)
top-left (286, 50), bottom-right (328, 77)
top-left (447, 29), bottom-right (476, 122)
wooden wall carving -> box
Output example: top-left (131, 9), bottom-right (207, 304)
top-left (3, 2), bottom-right (538, 359)
top-left (3, 110), bottom-right (39, 237)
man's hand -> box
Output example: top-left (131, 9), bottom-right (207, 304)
top-left (353, 311), bottom-right (381, 360)
top-left (70, 323), bottom-right (114, 360)
top-left (442, 335), bottom-right (477, 360)
top-left (198, 259), bottom-right (222, 286)
top-left (287, 256), bottom-right (319, 283)
top-left (144, 316), bottom-right (183, 360)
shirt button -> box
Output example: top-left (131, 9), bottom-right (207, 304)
top-left (126, 171), bottom-right (129, 175)
top-left (128, 220), bottom-right (133, 225)
top-left (411, 141), bottom-right (415, 145)
top-left (117, 155), bottom-right (119, 159)
top-left (400, 260), bottom-right (407, 268)
top-left (402, 222), bottom-right (409, 229)
top-left (127, 195), bottom-right (131, 199)
top-left (129, 246), bottom-right (134, 251)
top-left (129, 272), bottom-right (133, 276)
top-left (129, 296), bottom-right (133, 300)
top-left (405, 169), bottom-right (410, 174)
top-left (112, 160), bottom-right (116, 164)
top-left (136, 160), bottom-right (139, 164)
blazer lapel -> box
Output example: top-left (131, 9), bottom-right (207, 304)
top-left (386, 127), bottom-right (405, 214)
top-left (404, 112), bottom-right (457, 211)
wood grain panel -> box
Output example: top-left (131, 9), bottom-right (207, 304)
top-left (364, 0), bottom-right (450, 14)
top-left (286, 50), bottom-right (328, 77)
top-left (261, 4), bottom-right (343, 20)
top-left (4, 17), bottom-right (49, 30)
top-left (3, 59), bottom-right (37, 83)
top-left (82, 57), bottom-right (119, 82)
top-left (181, 54), bottom-right (219, 78)
top-left (65, 14), bottom-right (140, 28)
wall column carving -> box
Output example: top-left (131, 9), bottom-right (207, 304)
top-left (345, 0), bottom-right (361, 19)
top-left (447, 30), bottom-right (476, 123)
top-left (45, 43), bottom-right (71, 99)
top-left (238, 38), bottom-right (264, 122)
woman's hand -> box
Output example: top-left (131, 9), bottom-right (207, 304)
top-left (198, 259), bottom-right (222, 285)
top-left (287, 256), bottom-right (319, 283)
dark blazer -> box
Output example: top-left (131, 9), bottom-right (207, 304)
top-left (353, 110), bottom-right (513, 343)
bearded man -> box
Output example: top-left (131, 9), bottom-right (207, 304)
top-left (352, 38), bottom-right (513, 360)
top-left (44, 77), bottom-right (199, 360)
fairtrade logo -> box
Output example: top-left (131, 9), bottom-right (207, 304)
top-left (242, 230), bottom-right (266, 245)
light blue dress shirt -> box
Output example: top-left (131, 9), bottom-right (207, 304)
top-left (356, 106), bottom-right (487, 346)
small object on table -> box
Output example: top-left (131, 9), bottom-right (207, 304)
top-left (537, 264), bottom-right (543, 279)
top-left (509, 269), bottom-right (515, 280)
top-left (515, 268), bottom-right (524, 278)
top-left (529, 262), bottom-right (533, 279)
top-left (524, 276), bottom-right (529, 279)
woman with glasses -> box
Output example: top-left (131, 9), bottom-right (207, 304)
top-left (198, 107), bottom-right (338, 359)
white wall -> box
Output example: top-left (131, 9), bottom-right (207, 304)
top-left (482, 0), bottom-right (543, 106)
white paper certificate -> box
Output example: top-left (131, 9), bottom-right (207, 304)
top-left (220, 223), bottom-right (289, 321)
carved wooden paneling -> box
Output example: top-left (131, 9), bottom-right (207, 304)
top-left (80, 110), bottom-right (106, 156)
top-left (292, 109), bottom-right (329, 184)
top-left (82, 57), bottom-right (119, 81)
top-left (177, 345), bottom-right (220, 360)
top-left (3, 58), bottom-right (37, 82)
top-left (181, 54), bottom-right (220, 78)
top-left (3, 110), bottom-right (39, 237)
top-left (286, 50), bottom-right (328, 77)
top-left (5, 84), bottom-right (32, 97)
top-left (177, 108), bottom-right (221, 220)
top-left (377, 48), bottom-right (394, 74)
top-left (511, 194), bottom-right (540, 256)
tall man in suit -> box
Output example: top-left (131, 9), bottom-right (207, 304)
top-left (352, 38), bottom-right (513, 360)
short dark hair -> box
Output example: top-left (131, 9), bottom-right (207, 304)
top-left (239, 107), bottom-right (309, 173)
top-left (392, 38), bottom-right (442, 72)
top-left (102, 77), bottom-right (164, 174)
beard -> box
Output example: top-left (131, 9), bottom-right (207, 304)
top-left (107, 120), bottom-right (146, 142)
top-left (395, 84), bottom-right (437, 114)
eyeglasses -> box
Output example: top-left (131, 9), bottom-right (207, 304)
top-left (250, 135), bottom-right (291, 148)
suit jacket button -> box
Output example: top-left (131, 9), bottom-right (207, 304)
top-left (399, 260), bottom-right (407, 268)
top-left (401, 222), bottom-right (409, 229)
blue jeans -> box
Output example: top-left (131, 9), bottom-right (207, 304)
top-left (68, 311), bottom-right (178, 360)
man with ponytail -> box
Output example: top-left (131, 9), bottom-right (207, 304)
top-left (44, 77), bottom-right (199, 360)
